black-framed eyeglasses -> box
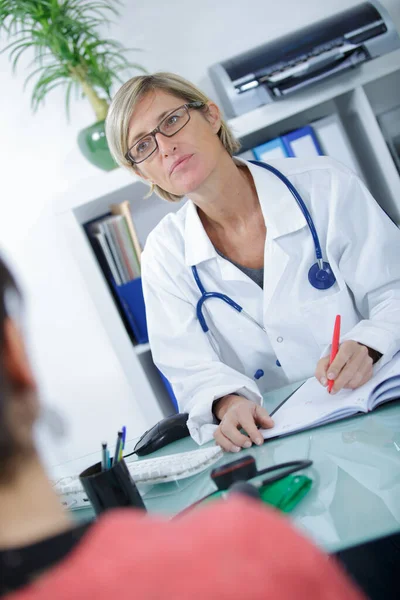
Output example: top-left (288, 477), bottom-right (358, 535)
top-left (125, 101), bottom-right (205, 165)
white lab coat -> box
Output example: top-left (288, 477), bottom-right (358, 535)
top-left (141, 157), bottom-right (400, 444)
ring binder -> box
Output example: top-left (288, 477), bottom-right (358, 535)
top-left (112, 277), bottom-right (148, 344)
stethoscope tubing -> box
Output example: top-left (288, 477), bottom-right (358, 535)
top-left (250, 160), bottom-right (324, 262)
top-left (192, 161), bottom-right (335, 335)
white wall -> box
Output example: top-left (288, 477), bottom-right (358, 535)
top-left (1, 0), bottom-right (399, 466)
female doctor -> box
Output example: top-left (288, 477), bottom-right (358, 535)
top-left (106, 72), bottom-right (400, 453)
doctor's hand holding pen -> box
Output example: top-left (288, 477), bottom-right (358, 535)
top-left (315, 340), bottom-right (382, 394)
top-left (314, 316), bottom-right (381, 394)
top-left (213, 394), bottom-right (274, 453)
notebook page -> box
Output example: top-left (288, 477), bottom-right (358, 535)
top-left (369, 352), bottom-right (400, 409)
top-left (261, 378), bottom-right (362, 440)
top-left (370, 376), bottom-right (400, 405)
top-left (261, 352), bottom-right (400, 440)
top-left (372, 385), bottom-right (400, 409)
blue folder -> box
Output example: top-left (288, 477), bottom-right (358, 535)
top-left (113, 277), bottom-right (148, 344)
top-left (281, 125), bottom-right (324, 157)
top-left (252, 137), bottom-right (290, 161)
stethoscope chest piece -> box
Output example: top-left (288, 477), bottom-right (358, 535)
top-left (308, 261), bottom-right (336, 290)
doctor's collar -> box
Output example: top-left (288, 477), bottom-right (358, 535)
top-left (184, 200), bottom-right (217, 266)
top-left (183, 158), bottom-right (308, 266)
top-left (236, 157), bottom-right (307, 239)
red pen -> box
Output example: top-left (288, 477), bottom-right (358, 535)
top-left (327, 315), bottom-right (341, 393)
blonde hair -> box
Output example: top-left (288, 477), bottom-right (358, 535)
top-left (105, 72), bottom-right (240, 202)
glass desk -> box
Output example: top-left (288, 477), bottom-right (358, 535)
top-left (50, 382), bottom-right (400, 554)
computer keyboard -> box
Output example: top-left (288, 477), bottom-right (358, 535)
top-left (128, 445), bottom-right (223, 484)
top-left (53, 445), bottom-right (223, 510)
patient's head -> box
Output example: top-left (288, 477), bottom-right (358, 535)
top-left (0, 255), bottom-right (39, 482)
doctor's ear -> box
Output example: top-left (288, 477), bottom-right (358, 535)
top-left (204, 102), bottom-right (221, 134)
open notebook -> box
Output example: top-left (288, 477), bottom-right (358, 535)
top-left (261, 352), bottom-right (400, 440)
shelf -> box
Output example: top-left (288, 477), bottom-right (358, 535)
top-left (57, 209), bottom-right (165, 428)
top-left (335, 87), bottom-right (400, 223)
top-left (55, 165), bottom-right (141, 215)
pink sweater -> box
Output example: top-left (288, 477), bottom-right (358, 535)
top-left (9, 498), bottom-right (364, 600)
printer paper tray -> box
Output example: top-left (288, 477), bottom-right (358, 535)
top-left (268, 48), bottom-right (368, 97)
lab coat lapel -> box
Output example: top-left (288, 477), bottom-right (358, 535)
top-left (243, 159), bottom-right (308, 312)
top-left (263, 239), bottom-right (289, 311)
top-left (217, 254), bottom-right (259, 287)
top-left (184, 198), bottom-right (263, 326)
top-left (184, 198), bottom-right (260, 288)
top-left (184, 200), bottom-right (216, 266)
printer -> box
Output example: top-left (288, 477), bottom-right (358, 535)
top-left (209, 1), bottom-right (400, 119)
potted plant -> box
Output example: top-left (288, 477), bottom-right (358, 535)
top-left (0, 0), bottom-right (146, 171)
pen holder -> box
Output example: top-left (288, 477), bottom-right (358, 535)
top-left (79, 459), bottom-right (146, 516)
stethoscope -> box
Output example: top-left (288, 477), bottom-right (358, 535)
top-left (191, 161), bottom-right (337, 377)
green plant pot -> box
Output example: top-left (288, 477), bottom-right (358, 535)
top-left (77, 120), bottom-right (118, 171)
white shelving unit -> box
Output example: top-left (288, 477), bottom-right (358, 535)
top-left (56, 178), bottom-right (182, 428)
top-left (56, 48), bottom-right (400, 427)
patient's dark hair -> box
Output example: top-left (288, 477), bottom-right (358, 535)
top-left (0, 255), bottom-right (22, 475)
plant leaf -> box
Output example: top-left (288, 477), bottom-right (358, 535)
top-left (0, 0), bottom-right (146, 120)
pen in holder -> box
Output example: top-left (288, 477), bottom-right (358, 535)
top-left (79, 458), bottom-right (146, 515)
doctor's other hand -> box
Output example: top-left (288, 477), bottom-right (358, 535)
top-left (315, 340), bottom-right (380, 394)
top-left (212, 395), bottom-right (274, 453)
